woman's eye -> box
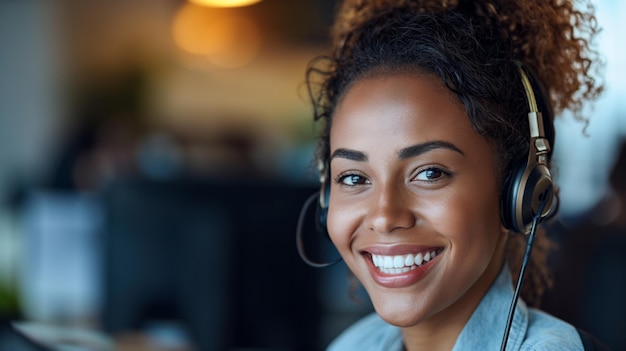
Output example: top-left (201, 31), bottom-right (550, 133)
top-left (337, 174), bottom-right (369, 186)
top-left (415, 168), bottom-right (447, 181)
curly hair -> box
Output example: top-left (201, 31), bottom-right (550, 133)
top-left (306, 0), bottom-right (603, 306)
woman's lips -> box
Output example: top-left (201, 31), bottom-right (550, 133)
top-left (362, 246), bottom-right (443, 288)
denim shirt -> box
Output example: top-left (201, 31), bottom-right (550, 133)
top-left (327, 266), bottom-right (583, 351)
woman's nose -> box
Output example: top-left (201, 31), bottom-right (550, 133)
top-left (366, 185), bottom-right (416, 234)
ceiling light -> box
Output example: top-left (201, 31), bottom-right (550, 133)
top-left (189, 0), bottom-right (262, 8)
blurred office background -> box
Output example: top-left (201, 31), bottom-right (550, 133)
top-left (0, 1), bottom-right (371, 350)
top-left (0, 0), bottom-right (624, 350)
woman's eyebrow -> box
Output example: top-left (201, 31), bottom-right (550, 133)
top-left (330, 148), bottom-right (368, 162)
top-left (397, 141), bottom-right (465, 159)
top-left (330, 141), bottom-right (463, 162)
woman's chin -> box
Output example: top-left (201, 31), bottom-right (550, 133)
top-left (372, 299), bottom-right (427, 328)
top-left (377, 310), bottom-right (423, 328)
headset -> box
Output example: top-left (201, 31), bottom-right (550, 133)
top-left (295, 166), bottom-right (336, 268)
top-left (499, 64), bottom-right (556, 350)
top-left (500, 64), bottom-right (555, 234)
top-left (317, 166), bottom-right (331, 233)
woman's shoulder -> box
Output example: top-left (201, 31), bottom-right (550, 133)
top-left (522, 308), bottom-right (584, 351)
top-left (326, 307), bottom-right (589, 351)
top-left (326, 313), bottom-right (403, 351)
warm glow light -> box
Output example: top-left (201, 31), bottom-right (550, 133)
top-left (172, 4), bottom-right (216, 55)
top-left (172, 3), bottom-right (262, 68)
top-left (189, 0), bottom-right (262, 8)
top-left (204, 16), bottom-right (261, 68)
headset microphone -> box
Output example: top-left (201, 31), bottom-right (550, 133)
top-left (500, 184), bottom-right (552, 351)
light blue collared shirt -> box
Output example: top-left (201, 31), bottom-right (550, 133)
top-left (327, 266), bottom-right (583, 350)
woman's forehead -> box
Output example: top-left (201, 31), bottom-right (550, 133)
top-left (330, 75), bottom-right (471, 148)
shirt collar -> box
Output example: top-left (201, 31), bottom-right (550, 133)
top-left (452, 266), bottom-right (529, 351)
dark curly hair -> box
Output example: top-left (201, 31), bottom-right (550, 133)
top-left (306, 0), bottom-right (603, 306)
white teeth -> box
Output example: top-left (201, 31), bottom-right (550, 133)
top-left (393, 256), bottom-right (404, 268)
top-left (378, 265), bottom-right (418, 275)
top-left (383, 256), bottom-right (393, 269)
top-left (371, 250), bottom-right (440, 274)
top-left (405, 254), bottom-right (414, 266)
top-left (414, 252), bottom-right (423, 266)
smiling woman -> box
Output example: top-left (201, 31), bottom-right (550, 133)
top-left (328, 75), bottom-right (504, 336)
top-left (301, 0), bottom-right (606, 350)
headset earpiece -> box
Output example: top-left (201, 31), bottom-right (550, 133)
top-left (501, 65), bottom-right (555, 234)
top-left (317, 168), bottom-right (331, 236)
top-left (502, 159), bottom-right (554, 233)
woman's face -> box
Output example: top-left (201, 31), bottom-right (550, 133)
top-left (327, 73), bottom-right (506, 328)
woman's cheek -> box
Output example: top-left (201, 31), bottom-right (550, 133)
top-left (327, 201), bottom-right (358, 251)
